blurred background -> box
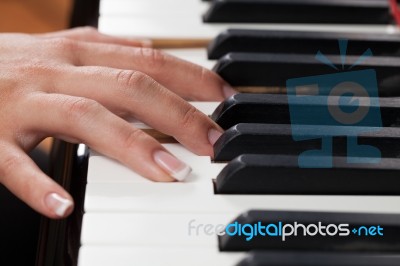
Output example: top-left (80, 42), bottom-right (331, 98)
top-left (0, 0), bottom-right (72, 33)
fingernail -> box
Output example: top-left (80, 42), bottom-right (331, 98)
top-left (223, 85), bottom-right (238, 98)
top-left (208, 128), bottom-right (223, 146)
top-left (45, 193), bottom-right (73, 217)
top-left (153, 150), bottom-right (192, 181)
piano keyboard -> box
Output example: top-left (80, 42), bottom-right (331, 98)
top-left (38, 0), bottom-right (400, 265)
top-left (78, 104), bottom-right (400, 265)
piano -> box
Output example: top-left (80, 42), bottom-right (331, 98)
top-left (36, 0), bottom-right (400, 265)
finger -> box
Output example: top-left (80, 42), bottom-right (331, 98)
top-left (50, 67), bottom-right (223, 156)
top-left (22, 93), bottom-right (192, 182)
top-left (0, 143), bottom-right (74, 219)
top-left (68, 41), bottom-right (236, 100)
top-left (36, 27), bottom-right (152, 48)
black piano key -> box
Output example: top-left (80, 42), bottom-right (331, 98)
top-left (237, 251), bottom-right (400, 266)
top-left (211, 93), bottom-right (290, 129)
top-left (212, 94), bottom-right (400, 130)
top-left (203, 0), bottom-right (392, 24)
top-left (215, 154), bottom-right (400, 195)
top-left (213, 123), bottom-right (400, 161)
top-left (213, 53), bottom-right (400, 96)
top-left (219, 210), bottom-right (400, 252)
top-left (208, 29), bottom-right (400, 59)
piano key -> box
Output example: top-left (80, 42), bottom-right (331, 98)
top-left (78, 246), bottom-right (245, 266)
top-left (203, 0), bottom-right (392, 24)
top-left (215, 154), bottom-right (400, 195)
top-left (80, 212), bottom-right (236, 246)
top-left (98, 15), bottom-right (398, 39)
top-left (100, 0), bottom-right (209, 17)
top-left (213, 53), bottom-right (400, 96)
top-left (211, 94), bottom-right (290, 129)
top-left (211, 94), bottom-right (400, 130)
top-left (78, 247), bottom-right (400, 266)
top-left (163, 48), bottom-right (215, 69)
top-left (237, 251), bottom-right (400, 266)
top-left (127, 101), bottom-right (220, 126)
top-left (213, 123), bottom-right (400, 161)
top-left (219, 210), bottom-right (400, 252)
top-left (84, 178), bottom-right (400, 213)
top-left (81, 207), bottom-right (400, 246)
top-left (85, 142), bottom-right (400, 212)
top-left (87, 143), bottom-right (224, 183)
top-left (191, 101), bottom-right (221, 115)
top-left (208, 29), bottom-right (400, 59)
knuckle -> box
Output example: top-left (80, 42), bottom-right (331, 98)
top-left (47, 37), bottom-right (76, 52)
top-left (114, 70), bottom-right (161, 104)
top-left (43, 37), bottom-right (79, 63)
top-left (122, 128), bottom-right (149, 150)
top-left (199, 67), bottom-right (209, 86)
top-left (139, 48), bottom-right (167, 70)
top-left (20, 61), bottom-right (57, 77)
top-left (116, 70), bottom-right (152, 89)
top-left (11, 60), bottom-right (61, 85)
top-left (116, 70), bottom-right (141, 87)
top-left (181, 105), bottom-right (199, 129)
top-left (191, 67), bottom-right (209, 99)
top-left (62, 97), bottom-right (100, 124)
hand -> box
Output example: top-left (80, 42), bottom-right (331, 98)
top-left (0, 27), bottom-right (235, 219)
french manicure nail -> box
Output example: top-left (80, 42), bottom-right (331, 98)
top-left (223, 85), bottom-right (238, 98)
top-left (208, 128), bottom-right (223, 146)
top-left (153, 150), bottom-right (192, 181)
top-left (45, 193), bottom-right (73, 217)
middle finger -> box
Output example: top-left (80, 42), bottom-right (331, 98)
top-left (51, 66), bottom-right (223, 157)
top-left (69, 41), bottom-right (233, 101)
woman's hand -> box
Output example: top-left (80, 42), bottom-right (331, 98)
top-left (0, 27), bottom-right (235, 219)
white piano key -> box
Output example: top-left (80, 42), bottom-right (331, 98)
top-left (81, 212), bottom-right (236, 245)
top-left (87, 155), bottom-right (150, 183)
top-left (191, 102), bottom-right (220, 116)
top-left (87, 143), bottom-right (225, 183)
top-left (84, 182), bottom-right (400, 214)
top-left (100, 0), bottom-right (209, 17)
top-left (78, 246), bottom-right (245, 266)
top-left (163, 48), bottom-right (215, 69)
top-left (126, 102), bottom-right (220, 128)
top-left (127, 102), bottom-right (219, 127)
top-left (98, 15), bottom-right (399, 39)
top-left (81, 204), bottom-right (400, 246)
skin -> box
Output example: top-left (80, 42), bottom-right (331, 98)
top-left (0, 27), bottom-right (228, 219)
